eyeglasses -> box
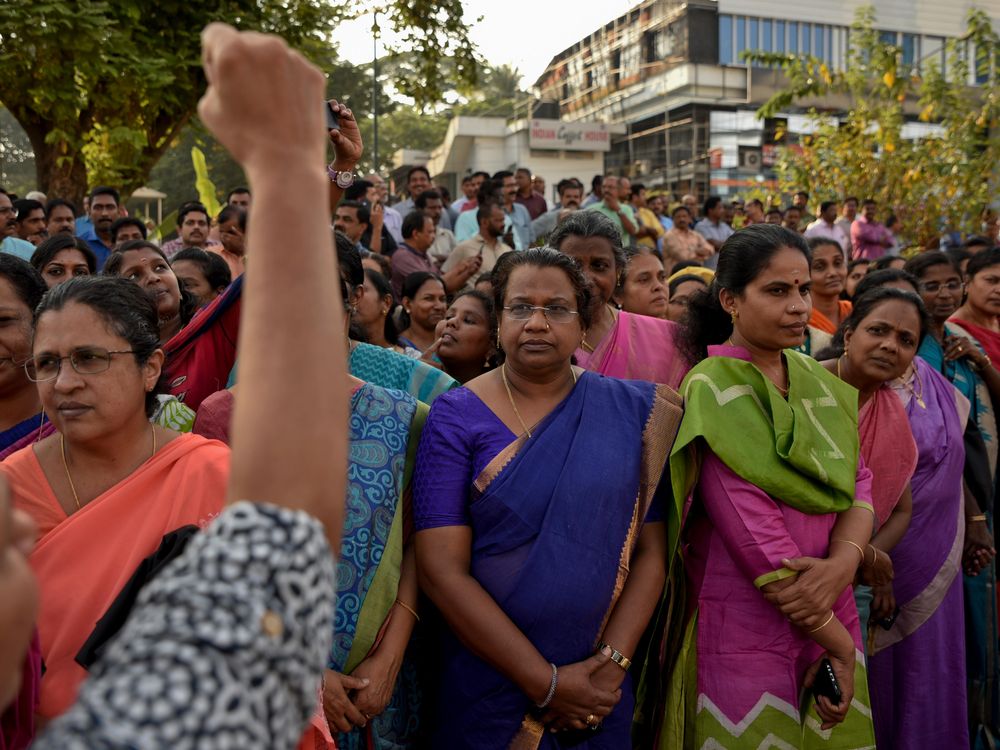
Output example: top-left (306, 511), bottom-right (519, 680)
top-left (503, 304), bottom-right (579, 324)
top-left (25, 348), bottom-right (136, 382)
top-left (919, 280), bottom-right (963, 294)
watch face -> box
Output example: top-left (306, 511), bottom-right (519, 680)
top-left (335, 171), bottom-right (354, 189)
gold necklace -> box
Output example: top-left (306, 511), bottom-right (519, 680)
top-left (581, 304), bottom-right (618, 353)
top-left (61, 427), bottom-right (157, 511)
top-left (501, 364), bottom-right (578, 439)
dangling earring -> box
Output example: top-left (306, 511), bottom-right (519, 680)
top-left (730, 309), bottom-right (739, 323)
top-left (381, 308), bottom-right (388, 317)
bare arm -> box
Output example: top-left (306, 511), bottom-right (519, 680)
top-left (198, 26), bottom-right (349, 547)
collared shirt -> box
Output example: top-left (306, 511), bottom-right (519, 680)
top-left (695, 218), bottom-right (734, 247)
top-left (390, 242), bottom-right (435, 298)
top-left (382, 206), bottom-right (403, 244)
top-left (532, 206), bottom-right (566, 242)
top-left (442, 233), bottom-right (513, 291)
top-left (804, 219), bottom-right (850, 254)
top-left (850, 216), bottom-right (894, 260)
top-left (450, 197), bottom-right (476, 214)
top-left (633, 206), bottom-right (665, 248)
top-left (515, 192), bottom-right (548, 221)
top-left (161, 237), bottom-right (222, 260)
top-left (429, 227), bottom-right (457, 265)
top-left (77, 227), bottom-right (114, 269)
top-left (0, 236), bottom-right (35, 262)
top-left (395, 198), bottom-right (452, 231)
top-left (505, 203), bottom-right (534, 250)
top-left (584, 201), bottom-right (636, 245)
top-left (455, 210), bottom-right (513, 243)
top-left (662, 228), bottom-right (714, 271)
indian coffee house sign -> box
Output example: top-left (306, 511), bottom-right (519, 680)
top-left (529, 119), bottom-right (612, 152)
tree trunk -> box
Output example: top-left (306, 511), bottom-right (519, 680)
top-left (22, 121), bottom-right (89, 210)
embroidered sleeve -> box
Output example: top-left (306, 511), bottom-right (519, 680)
top-left (34, 502), bottom-right (335, 749)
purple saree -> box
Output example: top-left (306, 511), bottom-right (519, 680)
top-left (413, 372), bottom-right (681, 749)
top-left (868, 356), bottom-right (969, 748)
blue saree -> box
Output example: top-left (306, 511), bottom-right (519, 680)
top-left (328, 383), bottom-right (427, 750)
top-left (415, 372), bottom-right (681, 749)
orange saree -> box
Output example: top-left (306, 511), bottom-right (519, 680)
top-left (2, 433), bottom-right (229, 719)
top-left (809, 299), bottom-right (853, 334)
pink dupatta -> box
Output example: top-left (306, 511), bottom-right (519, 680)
top-left (859, 385), bottom-right (918, 528)
top-left (574, 310), bottom-right (687, 388)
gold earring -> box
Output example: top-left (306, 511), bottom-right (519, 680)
top-left (730, 309), bottom-right (739, 323)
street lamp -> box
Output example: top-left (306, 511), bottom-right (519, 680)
top-left (372, 11), bottom-right (380, 172)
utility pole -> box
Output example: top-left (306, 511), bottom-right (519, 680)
top-left (372, 11), bottom-right (380, 172)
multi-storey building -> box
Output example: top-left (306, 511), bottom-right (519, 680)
top-left (533, 0), bottom-right (1000, 199)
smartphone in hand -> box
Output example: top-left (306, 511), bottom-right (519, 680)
top-left (812, 658), bottom-right (843, 706)
top-left (325, 102), bottom-right (340, 131)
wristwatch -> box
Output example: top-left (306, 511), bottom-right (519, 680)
top-left (326, 165), bottom-right (355, 189)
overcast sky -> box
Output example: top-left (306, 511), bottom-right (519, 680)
top-left (330, 0), bottom-right (638, 88)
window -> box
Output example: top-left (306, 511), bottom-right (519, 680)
top-left (736, 17), bottom-right (746, 60)
top-left (901, 33), bottom-right (917, 66)
top-left (826, 27), bottom-right (833, 64)
top-left (720, 15), bottom-right (734, 64)
top-left (880, 31), bottom-right (897, 46)
top-left (762, 19), bottom-right (773, 52)
top-left (789, 22), bottom-right (799, 53)
top-left (814, 25), bottom-right (824, 60)
top-left (801, 23), bottom-right (812, 55)
top-left (776, 20), bottom-right (786, 53)
top-left (749, 18), bottom-right (759, 51)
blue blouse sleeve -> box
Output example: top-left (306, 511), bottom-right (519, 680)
top-left (412, 390), bottom-right (477, 530)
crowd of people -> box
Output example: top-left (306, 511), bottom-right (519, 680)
top-left (1, 20), bottom-right (999, 750)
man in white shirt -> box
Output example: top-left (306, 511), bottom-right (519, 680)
top-left (805, 200), bottom-right (851, 254)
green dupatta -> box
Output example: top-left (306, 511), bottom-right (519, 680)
top-left (669, 348), bottom-right (861, 562)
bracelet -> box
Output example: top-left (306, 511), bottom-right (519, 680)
top-left (969, 514), bottom-right (988, 523)
top-left (536, 662), bottom-right (558, 708)
top-left (865, 544), bottom-right (878, 566)
top-left (598, 642), bottom-right (632, 672)
top-left (831, 538), bottom-right (865, 565)
top-left (394, 599), bottom-right (420, 622)
top-left (808, 611), bottom-right (836, 633)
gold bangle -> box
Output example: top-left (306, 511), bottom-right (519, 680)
top-left (831, 538), bottom-right (865, 565)
top-left (394, 599), bottom-right (420, 622)
top-left (808, 611), bottom-right (836, 633)
top-left (969, 514), bottom-right (988, 523)
top-left (865, 544), bottom-right (878, 566)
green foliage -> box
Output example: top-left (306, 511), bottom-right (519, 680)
top-left (743, 6), bottom-right (1000, 246)
top-left (191, 147), bottom-right (222, 217)
top-left (0, 0), bottom-right (478, 204)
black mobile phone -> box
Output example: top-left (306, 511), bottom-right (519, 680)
top-left (325, 102), bottom-right (340, 131)
top-left (812, 658), bottom-right (843, 706)
top-left (877, 606), bottom-right (901, 630)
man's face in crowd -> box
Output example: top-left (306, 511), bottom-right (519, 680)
top-left (844, 199), bottom-right (858, 219)
top-left (650, 196), bottom-right (664, 216)
top-left (618, 178), bottom-right (631, 202)
top-left (707, 201), bottom-right (723, 222)
top-left (862, 202), bottom-right (877, 222)
top-left (533, 176), bottom-right (545, 195)
top-left (602, 177), bottom-right (619, 204)
top-left (632, 188), bottom-right (647, 208)
top-left (821, 203), bottom-right (838, 223)
top-left (334, 206), bottom-right (366, 242)
top-left (228, 191), bottom-right (251, 209)
top-left (423, 197), bottom-right (444, 225)
top-left (367, 174), bottom-right (389, 203)
top-left (722, 203), bottom-right (735, 223)
top-left (471, 174), bottom-right (485, 194)
top-left (114, 224), bottom-right (145, 247)
top-left (746, 203), bottom-right (765, 222)
top-left (408, 170), bottom-right (430, 199)
top-left (0, 194), bottom-right (14, 239)
top-left (501, 176), bottom-right (517, 204)
top-left (683, 195), bottom-right (698, 215)
top-left (412, 216), bottom-right (435, 250)
top-left (16, 209), bottom-right (45, 242)
top-left (89, 193), bottom-right (118, 236)
top-left (515, 170), bottom-right (532, 192)
top-left (783, 207), bottom-right (802, 230)
top-left (179, 210), bottom-right (210, 247)
top-left (793, 194), bottom-right (808, 209)
top-left (47, 205), bottom-right (76, 237)
top-left (673, 209), bottom-right (691, 230)
top-left (484, 205), bottom-right (505, 238)
top-left (462, 179), bottom-right (476, 200)
top-left (560, 187), bottom-right (583, 210)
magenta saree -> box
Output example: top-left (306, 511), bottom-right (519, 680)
top-left (574, 311), bottom-right (688, 388)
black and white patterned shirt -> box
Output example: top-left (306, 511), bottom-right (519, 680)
top-left (35, 502), bottom-right (336, 749)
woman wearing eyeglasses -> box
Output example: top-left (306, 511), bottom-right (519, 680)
top-left (549, 211), bottom-right (688, 389)
top-left (413, 247), bottom-right (681, 747)
top-left (1, 276), bottom-right (229, 722)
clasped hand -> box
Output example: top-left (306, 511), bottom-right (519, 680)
top-left (763, 555), bottom-right (854, 629)
top-left (542, 651), bottom-right (623, 732)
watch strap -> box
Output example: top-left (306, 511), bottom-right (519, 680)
top-left (598, 641), bottom-right (631, 672)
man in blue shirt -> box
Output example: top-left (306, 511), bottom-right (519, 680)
top-left (77, 186), bottom-right (119, 269)
top-left (494, 170), bottom-right (533, 250)
top-left (0, 190), bottom-right (35, 261)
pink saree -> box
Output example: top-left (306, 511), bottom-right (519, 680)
top-left (574, 310), bottom-right (687, 388)
top-left (858, 386), bottom-right (918, 528)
